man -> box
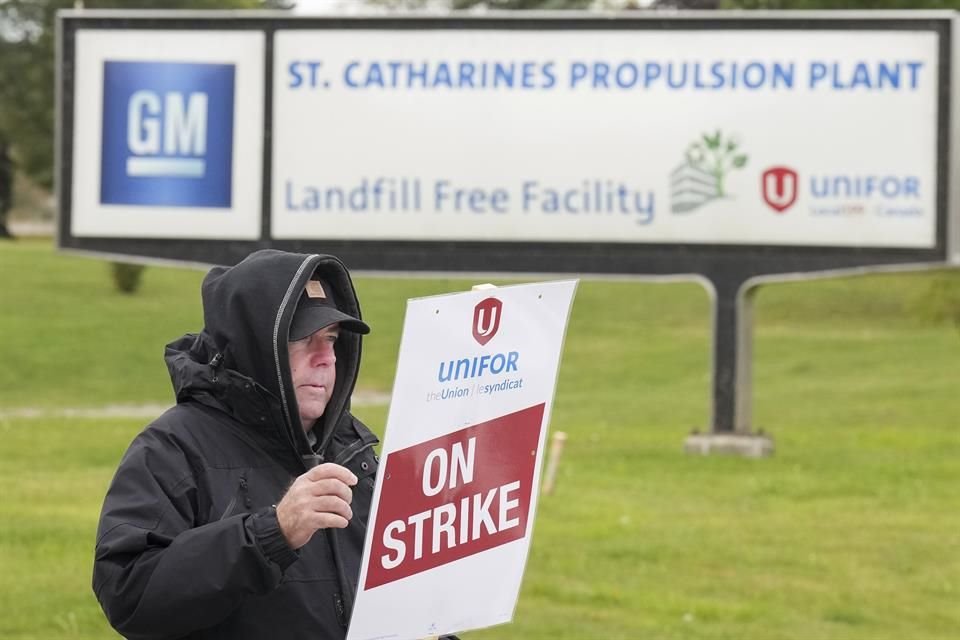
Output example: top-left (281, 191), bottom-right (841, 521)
top-left (0, 138), bottom-right (13, 238)
top-left (94, 250), bottom-right (380, 639)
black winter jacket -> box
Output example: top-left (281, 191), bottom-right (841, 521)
top-left (93, 251), bottom-right (379, 640)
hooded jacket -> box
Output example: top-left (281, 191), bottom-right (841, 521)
top-left (93, 251), bottom-right (379, 640)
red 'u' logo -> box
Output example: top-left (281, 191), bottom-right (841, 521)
top-left (762, 166), bottom-right (799, 213)
top-left (472, 298), bottom-right (502, 346)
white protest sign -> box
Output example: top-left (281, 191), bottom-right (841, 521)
top-left (347, 280), bottom-right (577, 640)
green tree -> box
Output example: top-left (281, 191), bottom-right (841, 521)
top-left (654, 0), bottom-right (960, 8)
top-left (451, 0), bottom-right (591, 8)
top-left (369, 0), bottom-right (592, 10)
top-left (720, 0), bottom-right (960, 7)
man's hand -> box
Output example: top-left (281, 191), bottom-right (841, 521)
top-left (276, 463), bottom-right (358, 550)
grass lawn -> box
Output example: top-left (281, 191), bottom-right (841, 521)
top-left (1, 239), bottom-right (958, 639)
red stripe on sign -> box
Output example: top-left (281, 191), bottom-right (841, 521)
top-left (365, 403), bottom-right (545, 590)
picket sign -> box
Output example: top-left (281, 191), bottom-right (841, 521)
top-left (347, 280), bottom-right (578, 640)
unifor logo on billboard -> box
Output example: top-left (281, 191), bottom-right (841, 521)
top-left (100, 61), bottom-right (235, 208)
top-left (472, 298), bottom-right (502, 346)
top-left (670, 130), bottom-right (749, 214)
top-left (761, 166), bottom-right (799, 213)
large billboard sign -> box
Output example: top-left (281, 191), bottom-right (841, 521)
top-left (57, 12), bottom-right (955, 274)
top-left (273, 29), bottom-right (938, 250)
top-left (56, 12), bottom-right (957, 437)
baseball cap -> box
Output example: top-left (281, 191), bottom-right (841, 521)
top-left (289, 278), bottom-right (370, 341)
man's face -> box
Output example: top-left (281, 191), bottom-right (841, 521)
top-left (288, 323), bottom-right (339, 432)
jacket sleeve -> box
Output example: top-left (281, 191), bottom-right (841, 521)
top-left (92, 427), bottom-right (299, 640)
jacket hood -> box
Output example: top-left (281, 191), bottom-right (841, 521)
top-left (166, 250), bottom-right (366, 464)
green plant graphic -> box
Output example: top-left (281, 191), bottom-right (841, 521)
top-left (684, 130), bottom-right (749, 197)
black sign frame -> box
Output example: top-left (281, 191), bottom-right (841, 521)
top-left (57, 11), bottom-right (956, 436)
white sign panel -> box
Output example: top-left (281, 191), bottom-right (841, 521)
top-left (71, 30), bottom-right (264, 239)
top-left (348, 280), bottom-right (577, 640)
top-left (272, 29), bottom-right (938, 249)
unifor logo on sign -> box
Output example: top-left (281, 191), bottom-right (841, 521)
top-left (762, 166), bottom-right (799, 213)
top-left (100, 61), bottom-right (235, 208)
top-left (472, 297), bottom-right (502, 346)
top-left (670, 130), bottom-right (749, 214)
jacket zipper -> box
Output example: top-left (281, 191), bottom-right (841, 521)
top-left (333, 439), bottom-right (376, 467)
top-left (333, 591), bottom-right (347, 629)
top-left (316, 438), bottom-right (377, 632)
top-left (218, 474), bottom-right (249, 520)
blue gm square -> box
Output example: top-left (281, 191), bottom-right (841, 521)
top-left (100, 61), bottom-right (235, 208)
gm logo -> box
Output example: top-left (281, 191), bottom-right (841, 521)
top-left (100, 61), bottom-right (235, 208)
